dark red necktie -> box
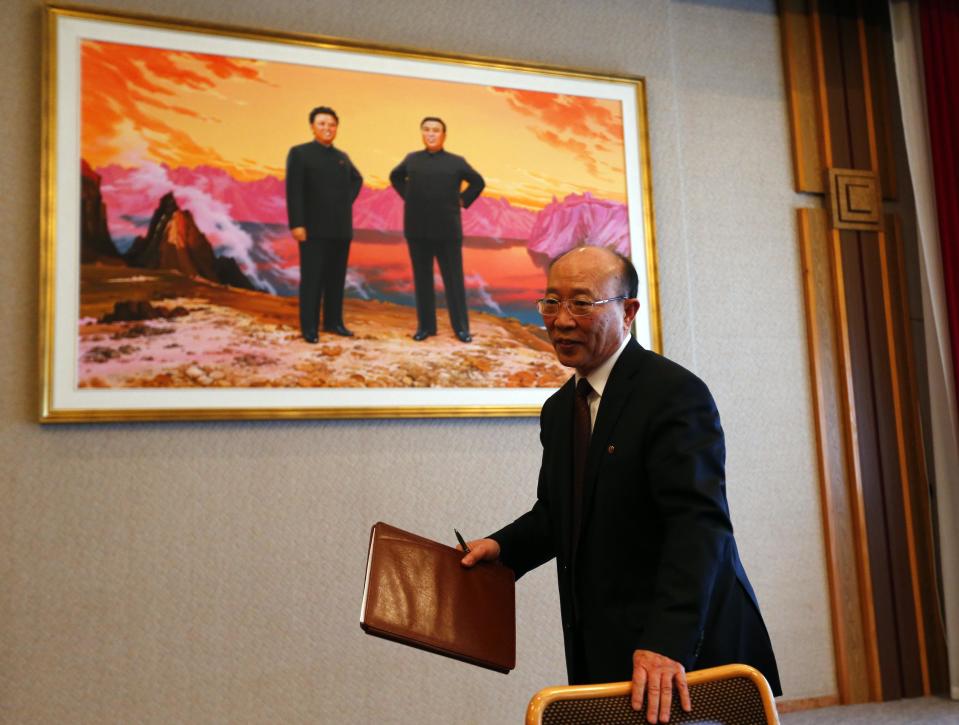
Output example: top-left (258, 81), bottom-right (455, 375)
top-left (571, 378), bottom-right (593, 543)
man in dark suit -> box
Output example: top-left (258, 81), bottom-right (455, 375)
top-left (462, 247), bottom-right (780, 723)
top-left (389, 117), bottom-right (485, 343)
top-left (285, 106), bottom-right (363, 343)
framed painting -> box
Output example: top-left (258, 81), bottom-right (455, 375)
top-left (39, 4), bottom-right (660, 422)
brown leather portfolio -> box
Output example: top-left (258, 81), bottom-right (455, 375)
top-left (360, 522), bottom-right (516, 673)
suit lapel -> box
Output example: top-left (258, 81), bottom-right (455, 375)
top-left (575, 339), bottom-right (646, 557)
top-left (553, 376), bottom-right (576, 567)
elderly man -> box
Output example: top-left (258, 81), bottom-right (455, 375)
top-left (389, 116), bottom-right (485, 343)
top-left (462, 246), bottom-right (780, 723)
top-left (285, 106), bottom-right (363, 343)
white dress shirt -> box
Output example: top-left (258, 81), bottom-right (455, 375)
top-left (574, 335), bottom-right (631, 432)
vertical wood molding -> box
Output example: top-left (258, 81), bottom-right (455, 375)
top-left (798, 209), bottom-right (846, 699)
top-left (791, 0), bottom-right (882, 703)
top-left (781, 0), bottom-right (826, 192)
top-left (828, 227), bottom-right (883, 702)
top-left (779, 0), bottom-right (945, 703)
top-left (877, 225), bottom-right (931, 694)
top-left (781, 0), bottom-right (945, 704)
top-left (808, 0), bottom-right (834, 168)
top-left (799, 209), bottom-right (854, 702)
top-left (888, 213), bottom-right (951, 692)
top-left (854, 2), bottom-right (940, 696)
top-left (798, 208), bottom-right (892, 703)
top-left (864, 8), bottom-right (898, 199)
top-left (855, 6), bottom-right (881, 177)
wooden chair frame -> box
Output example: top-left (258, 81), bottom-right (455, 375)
top-left (526, 663), bottom-right (780, 725)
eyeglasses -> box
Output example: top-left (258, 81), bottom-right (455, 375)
top-left (536, 295), bottom-right (629, 317)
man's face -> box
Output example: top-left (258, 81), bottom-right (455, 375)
top-left (311, 113), bottom-right (338, 146)
top-left (421, 121), bottom-right (446, 152)
top-left (543, 248), bottom-right (639, 376)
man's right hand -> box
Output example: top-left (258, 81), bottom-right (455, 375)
top-left (291, 227), bottom-right (307, 242)
top-left (460, 538), bottom-right (500, 567)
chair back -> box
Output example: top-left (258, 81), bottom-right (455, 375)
top-left (526, 663), bottom-right (780, 725)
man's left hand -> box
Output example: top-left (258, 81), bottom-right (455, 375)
top-left (630, 649), bottom-right (692, 724)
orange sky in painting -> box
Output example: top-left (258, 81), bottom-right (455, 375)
top-left (80, 41), bottom-right (627, 209)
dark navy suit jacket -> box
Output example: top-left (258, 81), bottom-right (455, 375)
top-left (285, 141), bottom-right (362, 239)
top-left (389, 149), bottom-right (484, 241)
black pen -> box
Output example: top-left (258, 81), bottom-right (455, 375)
top-left (454, 528), bottom-right (470, 554)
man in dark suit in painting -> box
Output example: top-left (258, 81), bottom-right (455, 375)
top-left (286, 106), bottom-right (363, 343)
top-left (389, 117), bottom-right (484, 343)
top-left (461, 246), bottom-right (780, 723)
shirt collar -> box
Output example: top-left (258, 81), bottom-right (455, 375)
top-left (576, 335), bottom-right (630, 399)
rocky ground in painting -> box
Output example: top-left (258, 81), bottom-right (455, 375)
top-left (78, 263), bottom-right (570, 389)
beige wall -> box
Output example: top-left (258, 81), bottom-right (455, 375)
top-left (2, 0), bottom-right (834, 722)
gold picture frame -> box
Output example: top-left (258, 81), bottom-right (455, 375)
top-left (39, 4), bottom-right (660, 422)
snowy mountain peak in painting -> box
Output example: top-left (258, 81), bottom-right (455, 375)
top-left (526, 192), bottom-right (630, 267)
top-left (123, 191), bottom-right (257, 291)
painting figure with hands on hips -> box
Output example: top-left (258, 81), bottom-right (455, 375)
top-left (390, 116), bottom-right (485, 343)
